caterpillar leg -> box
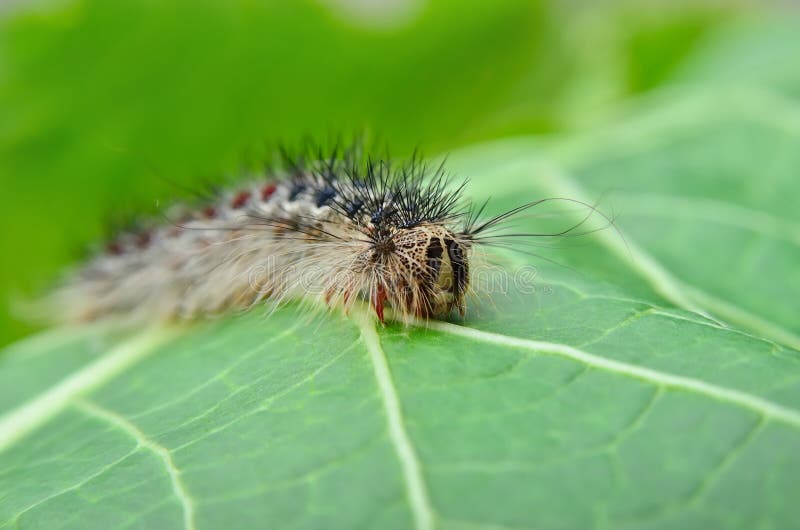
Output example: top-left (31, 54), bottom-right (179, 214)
top-left (371, 284), bottom-right (387, 323)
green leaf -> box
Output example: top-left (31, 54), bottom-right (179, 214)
top-left (2, 80), bottom-right (800, 529)
top-left (671, 18), bottom-right (800, 99)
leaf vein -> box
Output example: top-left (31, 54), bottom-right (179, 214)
top-left (537, 169), bottom-right (800, 351)
top-left (10, 448), bottom-right (138, 525)
top-left (354, 309), bottom-right (435, 530)
top-left (0, 327), bottom-right (178, 453)
top-left (74, 399), bottom-right (196, 530)
top-left (170, 341), bottom-right (356, 453)
top-left (426, 321), bottom-right (800, 428)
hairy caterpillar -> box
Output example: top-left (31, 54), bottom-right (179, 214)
top-left (48, 144), bottom-right (602, 324)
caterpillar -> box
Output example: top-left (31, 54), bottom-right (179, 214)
top-left (48, 144), bottom-right (602, 324)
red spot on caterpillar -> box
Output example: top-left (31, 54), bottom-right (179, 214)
top-left (372, 284), bottom-right (387, 323)
top-left (231, 190), bottom-right (251, 209)
top-left (106, 241), bottom-right (123, 255)
top-left (323, 287), bottom-right (354, 309)
top-left (261, 183), bottom-right (277, 201)
top-left (202, 206), bottom-right (217, 218)
top-left (135, 232), bottom-right (151, 249)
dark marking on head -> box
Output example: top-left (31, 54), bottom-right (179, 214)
top-left (425, 238), bottom-right (443, 280)
top-left (445, 238), bottom-right (468, 298)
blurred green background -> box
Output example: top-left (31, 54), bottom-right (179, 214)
top-left (0, 0), bottom-right (793, 346)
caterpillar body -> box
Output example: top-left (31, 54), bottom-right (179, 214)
top-left (49, 146), bottom-right (591, 324)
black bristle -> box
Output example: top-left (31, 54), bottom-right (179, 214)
top-left (279, 143), bottom-right (469, 235)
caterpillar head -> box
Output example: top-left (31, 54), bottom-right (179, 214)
top-left (363, 224), bottom-right (469, 322)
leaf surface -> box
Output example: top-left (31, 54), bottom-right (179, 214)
top-left (2, 58), bottom-right (800, 530)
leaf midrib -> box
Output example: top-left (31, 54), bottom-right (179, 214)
top-left (354, 309), bottom-right (435, 530)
